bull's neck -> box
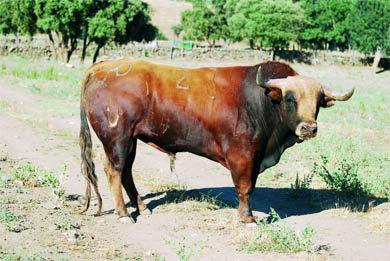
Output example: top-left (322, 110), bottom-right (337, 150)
top-left (242, 72), bottom-right (300, 173)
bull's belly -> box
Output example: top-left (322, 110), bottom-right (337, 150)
top-left (134, 124), bottom-right (215, 159)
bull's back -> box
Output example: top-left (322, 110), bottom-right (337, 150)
top-left (84, 59), bottom-right (248, 157)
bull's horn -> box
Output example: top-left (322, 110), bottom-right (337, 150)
top-left (256, 66), bottom-right (263, 86)
top-left (323, 86), bottom-right (355, 101)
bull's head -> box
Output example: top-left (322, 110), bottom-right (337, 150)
top-left (256, 66), bottom-right (354, 140)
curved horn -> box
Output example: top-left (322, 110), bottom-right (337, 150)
top-left (322, 85), bottom-right (355, 101)
top-left (256, 66), bottom-right (263, 86)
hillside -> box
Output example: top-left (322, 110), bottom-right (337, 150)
top-left (144, 0), bottom-right (192, 41)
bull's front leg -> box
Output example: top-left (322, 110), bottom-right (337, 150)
top-left (227, 151), bottom-right (256, 223)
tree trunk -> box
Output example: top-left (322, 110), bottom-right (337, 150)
top-left (270, 49), bottom-right (275, 61)
top-left (92, 45), bottom-right (102, 64)
top-left (56, 31), bottom-right (67, 62)
top-left (372, 46), bottom-right (382, 73)
top-left (311, 43), bottom-right (317, 65)
top-left (48, 31), bottom-right (58, 60)
top-left (66, 37), bottom-right (78, 63)
top-left (81, 29), bottom-right (89, 64)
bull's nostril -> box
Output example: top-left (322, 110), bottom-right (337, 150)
top-left (301, 125), bottom-right (317, 133)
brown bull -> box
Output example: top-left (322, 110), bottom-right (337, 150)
top-left (79, 59), bottom-right (354, 223)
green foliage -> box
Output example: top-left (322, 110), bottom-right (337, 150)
top-left (227, 0), bottom-right (304, 49)
top-left (167, 235), bottom-right (206, 261)
top-left (300, 0), bottom-right (352, 50)
top-left (87, 0), bottom-right (157, 62)
top-left (34, 0), bottom-right (84, 62)
top-left (11, 0), bottom-right (38, 37)
top-left (313, 156), bottom-right (371, 197)
top-left (242, 208), bottom-right (315, 253)
top-left (347, 0), bottom-right (390, 56)
top-left (0, 206), bottom-right (23, 232)
top-left (0, 0), bottom-right (17, 35)
top-left (171, 24), bottom-right (183, 38)
top-left (11, 161), bottom-right (65, 198)
top-left (12, 161), bottom-right (40, 185)
top-left (157, 30), bottom-right (168, 41)
top-left (290, 172), bottom-right (314, 198)
top-left (181, 0), bottom-right (225, 47)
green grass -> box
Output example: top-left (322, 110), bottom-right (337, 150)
top-left (0, 56), bottom-right (86, 98)
top-left (167, 235), bottom-right (207, 261)
top-left (241, 208), bottom-right (315, 253)
top-left (0, 206), bottom-right (23, 232)
top-left (11, 161), bottom-right (65, 198)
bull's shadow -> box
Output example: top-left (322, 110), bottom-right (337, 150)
top-left (140, 186), bottom-right (387, 220)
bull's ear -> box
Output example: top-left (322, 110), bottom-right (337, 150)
top-left (321, 96), bottom-right (334, 108)
top-left (262, 81), bottom-right (283, 102)
top-left (321, 85), bottom-right (354, 108)
top-left (256, 66), bottom-right (284, 102)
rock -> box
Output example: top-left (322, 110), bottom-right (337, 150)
top-left (119, 216), bottom-right (135, 224)
top-left (246, 222), bottom-right (258, 228)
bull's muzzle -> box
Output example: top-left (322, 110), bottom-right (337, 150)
top-left (296, 122), bottom-right (317, 140)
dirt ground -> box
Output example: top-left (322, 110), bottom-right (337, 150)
top-left (0, 69), bottom-right (390, 260)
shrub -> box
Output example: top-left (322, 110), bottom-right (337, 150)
top-left (290, 172), bottom-right (314, 198)
top-left (313, 156), bottom-right (371, 196)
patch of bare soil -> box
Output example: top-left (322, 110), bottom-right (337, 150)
top-left (143, 0), bottom-right (192, 41)
top-left (0, 80), bottom-right (390, 260)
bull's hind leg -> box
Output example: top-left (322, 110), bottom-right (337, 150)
top-left (103, 138), bottom-right (134, 222)
top-left (121, 140), bottom-right (149, 214)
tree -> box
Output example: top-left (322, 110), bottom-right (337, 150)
top-left (171, 24), bottom-right (183, 38)
top-left (87, 0), bottom-right (157, 63)
top-left (347, 0), bottom-right (390, 72)
top-left (227, 0), bottom-right (304, 59)
top-left (0, 0), bottom-right (37, 38)
top-left (11, 0), bottom-right (38, 38)
top-left (35, 0), bottom-right (84, 62)
top-left (300, 0), bottom-right (352, 50)
top-left (0, 0), bottom-right (17, 36)
top-left (78, 0), bottom-right (102, 63)
top-left (180, 0), bottom-right (224, 47)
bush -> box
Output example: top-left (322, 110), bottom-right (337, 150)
top-left (313, 156), bottom-right (371, 196)
top-left (290, 172), bottom-right (314, 198)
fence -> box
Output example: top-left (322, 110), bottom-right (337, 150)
top-left (0, 38), bottom-right (389, 68)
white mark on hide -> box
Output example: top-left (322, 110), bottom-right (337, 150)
top-left (210, 96), bottom-right (215, 100)
top-left (162, 124), bottom-right (168, 134)
top-left (176, 76), bottom-right (189, 90)
top-left (109, 63), bottom-right (132, 77)
top-left (106, 106), bottom-right (110, 112)
top-left (146, 82), bottom-right (149, 95)
top-left (108, 112), bottom-right (119, 128)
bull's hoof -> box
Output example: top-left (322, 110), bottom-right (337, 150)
top-left (140, 207), bottom-right (152, 216)
top-left (119, 215), bottom-right (135, 224)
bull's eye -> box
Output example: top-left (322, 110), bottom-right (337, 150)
top-left (286, 97), bottom-right (295, 103)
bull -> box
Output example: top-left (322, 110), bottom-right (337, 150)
top-left (79, 59), bottom-right (354, 223)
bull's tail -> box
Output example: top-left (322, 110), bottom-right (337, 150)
top-left (79, 72), bottom-right (102, 216)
